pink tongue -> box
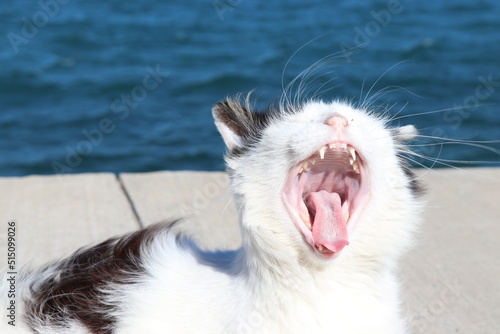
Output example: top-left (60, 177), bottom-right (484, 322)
top-left (305, 190), bottom-right (349, 253)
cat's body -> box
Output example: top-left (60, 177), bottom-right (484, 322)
top-left (1, 98), bottom-right (423, 333)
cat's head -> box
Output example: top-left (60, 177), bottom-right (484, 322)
top-left (213, 94), bottom-right (422, 265)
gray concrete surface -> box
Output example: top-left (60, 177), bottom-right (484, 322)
top-left (120, 171), bottom-right (241, 250)
top-left (401, 168), bottom-right (500, 334)
top-left (0, 173), bottom-right (140, 266)
top-left (0, 168), bottom-right (499, 333)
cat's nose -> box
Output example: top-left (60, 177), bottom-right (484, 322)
top-left (325, 114), bottom-right (348, 129)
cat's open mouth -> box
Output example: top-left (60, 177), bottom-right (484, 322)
top-left (282, 142), bottom-right (370, 258)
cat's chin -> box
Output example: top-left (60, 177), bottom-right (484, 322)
top-left (282, 141), bottom-right (370, 259)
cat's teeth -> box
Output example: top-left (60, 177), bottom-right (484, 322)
top-left (298, 159), bottom-right (316, 174)
top-left (349, 158), bottom-right (354, 165)
top-left (349, 148), bottom-right (356, 161)
top-left (353, 162), bottom-right (360, 174)
top-left (319, 146), bottom-right (326, 159)
top-left (344, 213), bottom-right (350, 222)
top-left (300, 214), bottom-right (312, 230)
top-left (318, 245), bottom-right (324, 251)
top-left (327, 143), bottom-right (349, 150)
top-left (298, 161), bottom-right (312, 173)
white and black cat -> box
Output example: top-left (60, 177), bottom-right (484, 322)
top-left (1, 95), bottom-right (423, 333)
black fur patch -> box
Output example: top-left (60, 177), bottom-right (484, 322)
top-left (25, 224), bottom-right (167, 334)
top-left (401, 163), bottom-right (425, 197)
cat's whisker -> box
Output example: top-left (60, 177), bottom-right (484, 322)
top-left (412, 136), bottom-right (500, 156)
top-left (399, 145), bottom-right (500, 165)
top-left (389, 103), bottom-right (497, 121)
top-left (407, 141), bottom-right (500, 152)
top-left (218, 198), bottom-right (235, 227)
top-left (360, 86), bottom-right (420, 121)
top-left (283, 55), bottom-right (330, 108)
top-left (311, 82), bottom-right (340, 101)
top-left (360, 61), bottom-right (406, 107)
top-left (397, 154), bottom-right (433, 175)
top-left (361, 86), bottom-right (402, 110)
top-left (282, 42), bottom-right (361, 109)
top-left (359, 78), bottom-right (367, 108)
top-left (401, 149), bottom-right (475, 169)
top-left (292, 61), bottom-right (335, 106)
top-left (400, 150), bottom-right (500, 182)
top-left (384, 101), bottom-right (410, 123)
top-left (413, 134), bottom-right (500, 144)
top-left (281, 34), bottom-right (330, 109)
top-left (306, 69), bottom-right (338, 96)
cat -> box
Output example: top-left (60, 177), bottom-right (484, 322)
top-left (1, 94), bottom-right (423, 333)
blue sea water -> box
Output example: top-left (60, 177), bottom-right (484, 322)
top-left (0, 0), bottom-right (499, 176)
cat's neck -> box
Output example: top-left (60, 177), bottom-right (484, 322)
top-left (238, 211), bottom-right (384, 290)
top-left (235, 212), bottom-right (394, 333)
top-left (237, 197), bottom-right (401, 294)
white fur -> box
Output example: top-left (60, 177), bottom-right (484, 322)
top-left (1, 100), bottom-right (422, 333)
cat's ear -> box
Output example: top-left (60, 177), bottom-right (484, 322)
top-left (392, 125), bottom-right (417, 142)
top-left (212, 98), bottom-right (255, 150)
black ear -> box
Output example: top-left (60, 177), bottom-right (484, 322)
top-left (212, 94), bottom-right (270, 150)
top-left (212, 99), bottom-right (251, 149)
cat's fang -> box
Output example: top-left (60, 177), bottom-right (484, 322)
top-left (349, 148), bottom-right (356, 161)
top-left (353, 162), bottom-right (360, 174)
top-left (319, 146), bottom-right (326, 159)
top-left (299, 161), bottom-right (313, 174)
top-left (300, 213), bottom-right (312, 230)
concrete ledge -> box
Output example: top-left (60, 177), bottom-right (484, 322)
top-left (0, 168), bottom-right (499, 333)
top-left (401, 168), bottom-right (500, 333)
top-left (0, 173), bottom-right (140, 266)
top-left (120, 171), bottom-right (241, 250)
